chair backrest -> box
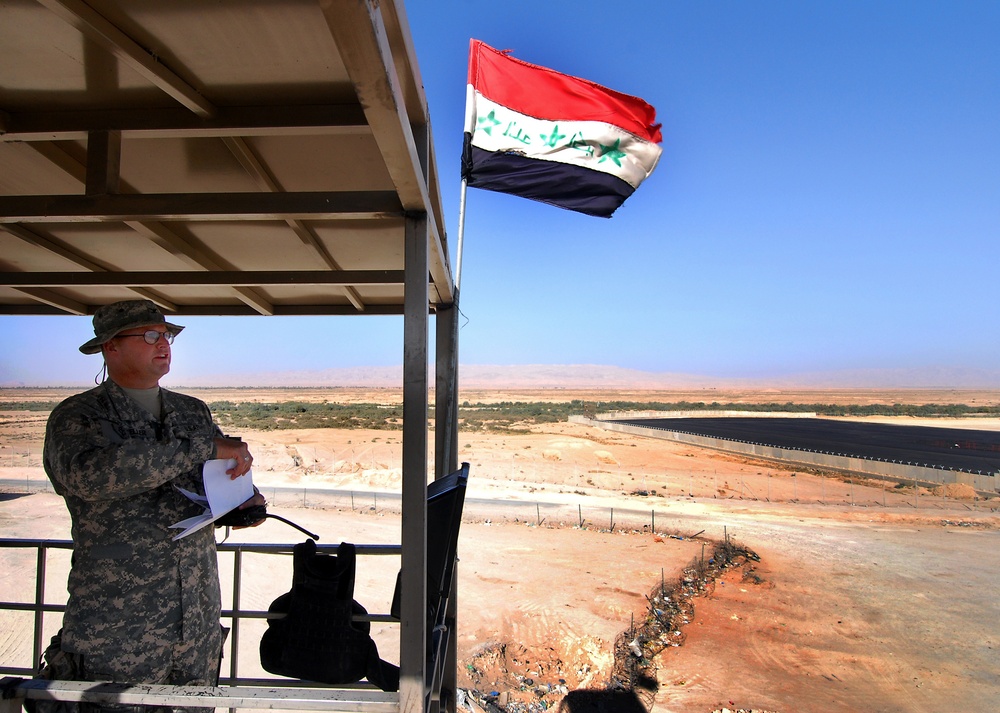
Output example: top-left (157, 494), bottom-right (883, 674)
top-left (426, 463), bottom-right (469, 604)
top-left (390, 463), bottom-right (469, 625)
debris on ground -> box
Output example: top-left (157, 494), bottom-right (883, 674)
top-left (609, 534), bottom-right (762, 710)
top-left (460, 533), bottom-right (764, 713)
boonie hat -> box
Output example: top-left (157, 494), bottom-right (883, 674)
top-left (79, 299), bottom-right (184, 355)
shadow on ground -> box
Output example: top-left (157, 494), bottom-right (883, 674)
top-left (0, 493), bottom-right (33, 503)
top-left (558, 689), bottom-right (648, 713)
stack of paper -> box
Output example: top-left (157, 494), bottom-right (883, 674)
top-left (170, 459), bottom-right (255, 540)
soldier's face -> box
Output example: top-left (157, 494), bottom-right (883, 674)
top-left (103, 326), bottom-right (173, 388)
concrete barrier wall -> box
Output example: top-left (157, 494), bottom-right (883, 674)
top-left (571, 415), bottom-right (1000, 494)
top-left (597, 410), bottom-right (817, 420)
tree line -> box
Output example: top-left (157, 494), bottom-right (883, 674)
top-left (5, 399), bottom-right (998, 433)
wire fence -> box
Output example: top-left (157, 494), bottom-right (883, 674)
top-left (3, 438), bottom-right (998, 521)
top-left (252, 477), bottom-right (1000, 528)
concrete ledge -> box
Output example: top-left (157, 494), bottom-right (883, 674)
top-left (1, 678), bottom-right (399, 713)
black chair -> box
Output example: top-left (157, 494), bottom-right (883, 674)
top-left (390, 463), bottom-right (469, 709)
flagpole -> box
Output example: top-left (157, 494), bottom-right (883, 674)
top-left (454, 176), bottom-right (469, 297)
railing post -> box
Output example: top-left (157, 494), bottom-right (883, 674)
top-left (32, 545), bottom-right (47, 671)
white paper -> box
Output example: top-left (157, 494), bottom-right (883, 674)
top-left (170, 459), bottom-right (254, 540)
top-left (203, 459), bottom-right (254, 514)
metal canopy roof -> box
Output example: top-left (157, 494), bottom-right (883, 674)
top-left (0, 0), bottom-right (454, 318)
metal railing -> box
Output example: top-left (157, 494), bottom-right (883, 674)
top-left (0, 538), bottom-right (74, 677)
top-left (0, 538), bottom-right (402, 699)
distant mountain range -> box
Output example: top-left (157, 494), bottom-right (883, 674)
top-left (5, 364), bottom-right (998, 390)
top-left (159, 364), bottom-right (1000, 390)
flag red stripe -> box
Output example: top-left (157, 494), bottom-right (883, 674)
top-left (468, 39), bottom-right (662, 144)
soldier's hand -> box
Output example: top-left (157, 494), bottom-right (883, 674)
top-left (234, 491), bottom-right (267, 528)
top-left (214, 437), bottom-right (254, 479)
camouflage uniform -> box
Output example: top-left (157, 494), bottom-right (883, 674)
top-left (43, 379), bottom-right (225, 712)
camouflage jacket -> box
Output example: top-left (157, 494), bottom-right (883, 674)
top-left (43, 380), bottom-right (224, 666)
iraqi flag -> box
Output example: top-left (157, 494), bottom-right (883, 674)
top-left (462, 39), bottom-right (663, 218)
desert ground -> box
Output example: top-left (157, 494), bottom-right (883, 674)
top-left (1, 387), bottom-right (999, 713)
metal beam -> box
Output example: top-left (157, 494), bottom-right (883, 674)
top-left (320, 0), bottom-right (426, 209)
top-left (0, 224), bottom-right (177, 312)
top-left (0, 304), bottom-right (405, 317)
top-left (221, 137), bottom-right (366, 311)
top-left (22, 139), bottom-right (277, 315)
top-left (433, 298), bottom-right (460, 713)
top-left (0, 192), bottom-right (403, 223)
top-left (85, 130), bottom-right (121, 196)
top-left (0, 270), bottom-right (406, 287)
top-left (121, 220), bottom-right (277, 316)
top-left (318, 0), bottom-right (453, 306)
top-left (2, 224), bottom-right (107, 273)
top-left (0, 105), bottom-right (369, 142)
top-left (399, 212), bottom-right (429, 713)
top-left (10, 287), bottom-right (87, 315)
top-left (36, 0), bottom-right (216, 117)
top-left (26, 142), bottom-right (88, 183)
top-left (434, 300), bottom-right (460, 478)
top-left (410, 122), bottom-right (452, 306)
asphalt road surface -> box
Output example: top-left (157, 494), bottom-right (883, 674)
top-left (611, 417), bottom-right (1000, 473)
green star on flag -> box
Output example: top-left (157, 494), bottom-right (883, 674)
top-left (597, 138), bottom-right (626, 167)
top-left (542, 124), bottom-right (566, 148)
top-left (477, 110), bottom-right (501, 136)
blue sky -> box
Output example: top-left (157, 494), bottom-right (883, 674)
top-left (2, 0), bottom-right (999, 386)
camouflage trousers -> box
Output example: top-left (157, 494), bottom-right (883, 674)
top-left (27, 630), bottom-right (223, 713)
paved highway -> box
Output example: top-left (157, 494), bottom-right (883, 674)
top-left (611, 417), bottom-right (1000, 473)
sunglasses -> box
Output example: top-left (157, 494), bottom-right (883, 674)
top-left (116, 330), bottom-right (176, 345)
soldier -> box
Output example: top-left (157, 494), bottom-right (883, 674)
top-left (41, 299), bottom-right (265, 713)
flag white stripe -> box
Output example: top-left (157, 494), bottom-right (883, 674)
top-left (465, 91), bottom-right (662, 189)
